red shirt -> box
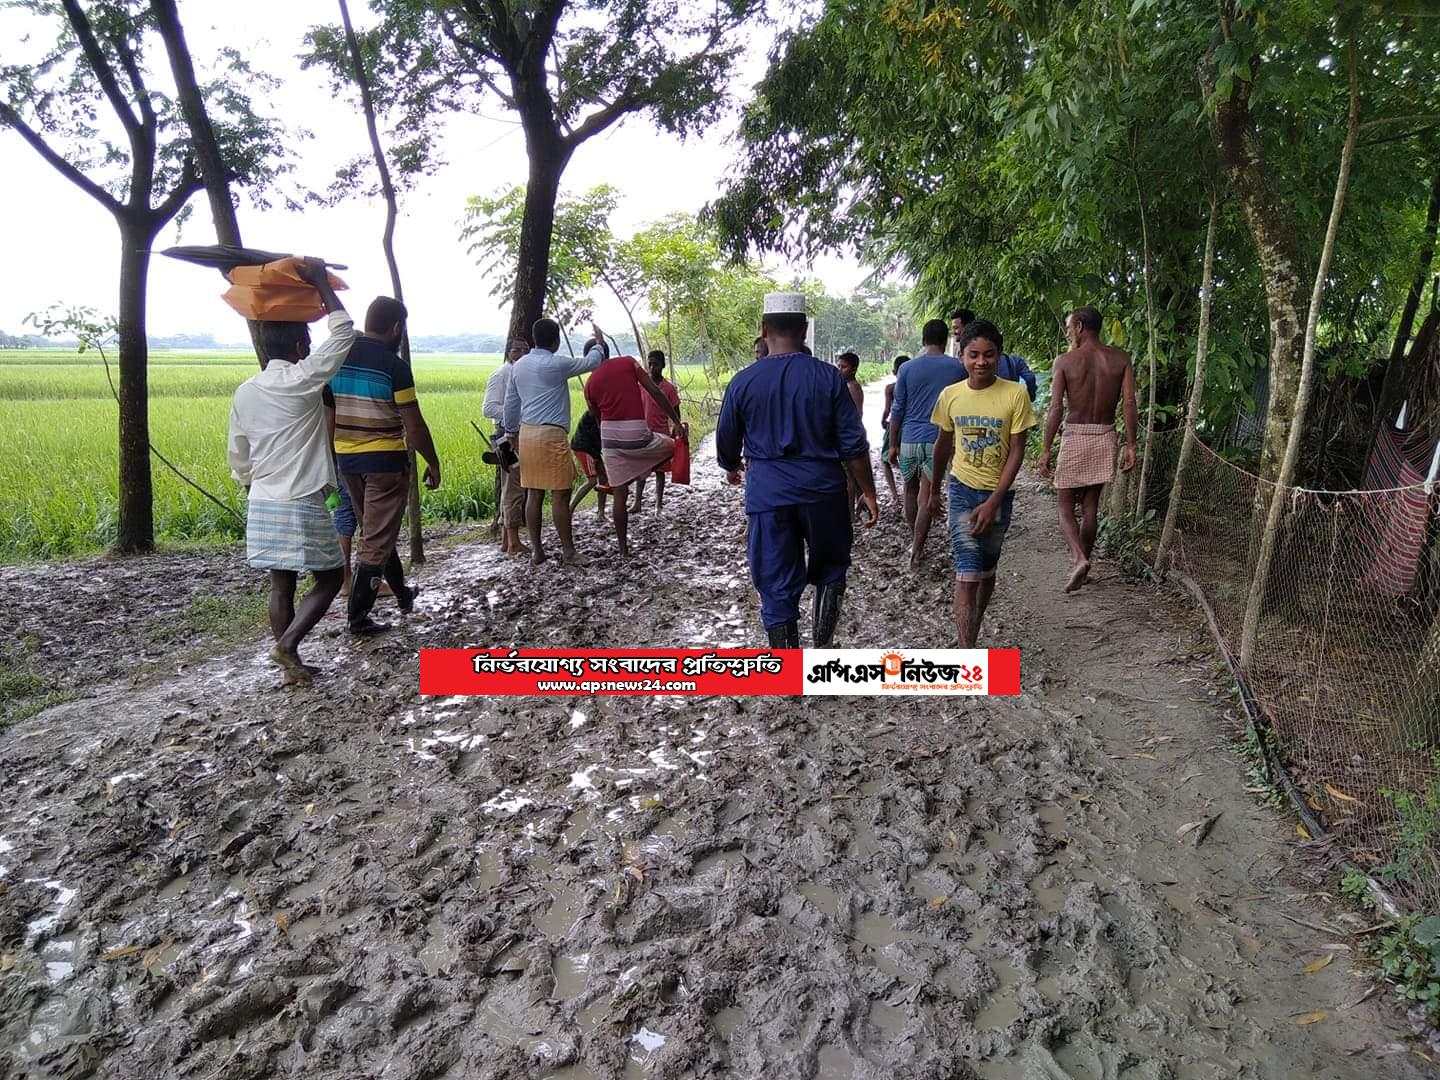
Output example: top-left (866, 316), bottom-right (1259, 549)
top-left (644, 377), bottom-right (680, 434)
top-left (584, 356), bottom-right (645, 422)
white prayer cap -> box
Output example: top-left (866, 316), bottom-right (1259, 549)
top-left (762, 291), bottom-right (806, 315)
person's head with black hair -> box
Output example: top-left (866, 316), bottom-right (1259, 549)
top-left (949, 308), bottom-right (976, 351)
top-left (532, 317), bottom-right (561, 353)
top-left (259, 322), bottom-right (311, 368)
top-left (956, 319), bottom-right (1004, 385)
top-left (754, 336), bottom-right (769, 360)
top-left (893, 353), bottom-right (910, 374)
top-left (922, 318), bottom-right (949, 350)
top-left (836, 351), bottom-right (860, 380)
top-left (647, 349), bottom-right (667, 380)
top-left (365, 296), bottom-right (408, 350)
top-left (506, 337), bottom-right (530, 362)
top-left (760, 311), bottom-right (808, 355)
top-left (1067, 305), bottom-right (1103, 346)
top-left (582, 336), bottom-right (611, 360)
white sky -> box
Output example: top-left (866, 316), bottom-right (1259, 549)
top-left (0, 0), bottom-right (872, 343)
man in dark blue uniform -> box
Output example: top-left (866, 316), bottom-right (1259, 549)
top-left (716, 292), bottom-right (879, 647)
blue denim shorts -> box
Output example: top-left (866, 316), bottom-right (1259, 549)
top-left (948, 477), bottom-right (1013, 581)
top-left (331, 483), bottom-right (356, 539)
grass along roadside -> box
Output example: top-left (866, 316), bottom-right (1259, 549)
top-left (1, 350), bottom-right (739, 561)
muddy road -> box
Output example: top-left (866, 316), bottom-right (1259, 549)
top-left (0, 384), bottom-right (1429, 1079)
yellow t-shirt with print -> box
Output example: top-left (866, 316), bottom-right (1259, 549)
top-left (930, 378), bottom-right (1037, 491)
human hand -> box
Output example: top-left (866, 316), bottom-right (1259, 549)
top-left (969, 498), bottom-right (999, 535)
top-left (888, 447), bottom-right (899, 467)
top-left (861, 492), bottom-right (879, 528)
top-left (295, 256), bottom-right (330, 287)
top-left (424, 463), bottom-right (442, 490)
top-left (1038, 451), bottom-right (1052, 480)
top-left (726, 470), bottom-right (742, 486)
top-left (1121, 444), bottom-right (1137, 473)
top-left (590, 321), bottom-right (603, 343)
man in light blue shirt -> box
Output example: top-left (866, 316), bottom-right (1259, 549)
top-left (888, 318), bottom-right (966, 570)
top-left (503, 317), bottom-right (605, 564)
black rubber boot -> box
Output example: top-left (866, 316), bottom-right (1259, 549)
top-left (383, 552), bottom-right (417, 612)
top-left (348, 564), bottom-right (389, 634)
top-left (766, 620), bottom-right (800, 648)
top-left (812, 583), bottom-right (845, 647)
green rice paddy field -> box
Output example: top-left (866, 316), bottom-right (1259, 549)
top-left (0, 348), bottom-right (751, 562)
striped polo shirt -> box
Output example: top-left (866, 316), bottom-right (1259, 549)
top-left (324, 336), bottom-right (415, 474)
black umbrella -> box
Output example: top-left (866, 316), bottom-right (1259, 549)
top-left (159, 244), bottom-right (348, 271)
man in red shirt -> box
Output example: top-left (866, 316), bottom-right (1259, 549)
top-left (583, 342), bottom-right (685, 557)
top-left (632, 349), bottom-right (683, 515)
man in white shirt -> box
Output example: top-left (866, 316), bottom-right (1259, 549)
top-left (502, 317), bottom-right (606, 565)
top-left (228, 258), bottom-right (355, 685)
top-left (482, 336), bottom-right (531, 556)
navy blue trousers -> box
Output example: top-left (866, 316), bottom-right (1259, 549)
top-left (747, 494), bottom-right (852, 626)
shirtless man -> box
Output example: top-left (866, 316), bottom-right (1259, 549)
top-left (1039, 306), bottom-right (1138, 592)
top-left (837, 352), bottom-right (865, 520)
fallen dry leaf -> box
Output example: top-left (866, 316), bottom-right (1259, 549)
top-left (0, 953), bottom-right (13, 973)
top-left (1177, 820), bottom-right (1207, 838)
top-left (141, 941), bottom-right (171, 973)
top-left (1294, 1011), bottom-right (1328, 1025)
top-left (101, 944), bottom-right (147, 962)
top-left (304, 802), bottom-right (316, 816)
top-left (1325, 784), bottom-right (1360, 805)
top-left (1296, 824), bottom-right (1312, 840)
top-left (626, 866), bottom-right (645, 884)
top-left (945, 830), bottom-right (960, 849)
top-left (1069, 792), bottom-right (1092, 803)
top-left (1134, 752), bottom-right (1157, 761)
top-left (276, 911), bottom-right (288, 933)
top-left (928, 895), bottom-right (947, 909)
top-left (1302, 954), bottom-right (1333, 975)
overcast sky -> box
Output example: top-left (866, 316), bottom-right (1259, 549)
top-left (0, 1), bottom-right (873, 343)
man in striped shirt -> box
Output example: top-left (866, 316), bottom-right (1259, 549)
top-left (323, 297), bottom-right (441, 634)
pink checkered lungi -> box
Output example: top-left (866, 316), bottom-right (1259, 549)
top-left (1055, 423), bottom-right (1116, 489)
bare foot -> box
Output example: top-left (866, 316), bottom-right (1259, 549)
top-left (270, 645), bottom-right (311, 678)
top-left (531, 549), bottom-right (548, 566)
top-left (348, 617), bottom-right (390, 636)
top-left (908, 552), bottom-right (923, 574)
top-left (560, 550), bottom-right (584, 567)
top-left (281, 667), bottom-right (312, 687)
top-left (512, 542), bottom-right (531, 556)
top-left (1065, 560), bottom-right (1090, 593)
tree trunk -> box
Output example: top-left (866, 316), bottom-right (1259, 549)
top-left (507, 140), bottom-right (570, 343)
top-left (1156, 192), bottom-right (1221, 573)
top-left (116, 222), bottom-right (155, 553)
top-left (1370, 163), bottom-right (1440, 447)
top-left (1133, 152), bottom-right (1160, 515)
top-left (152, 0), bottom-right (266, 368)
top-left (1239, 44), bottom-right (1360, 669)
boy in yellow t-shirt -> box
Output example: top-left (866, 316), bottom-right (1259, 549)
top-left (928, 320), bottom-right (1037, 646)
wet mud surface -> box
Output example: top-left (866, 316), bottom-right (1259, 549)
top-left (0, 383), bottom-right (1430, 1078)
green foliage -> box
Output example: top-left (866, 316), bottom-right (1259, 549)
top-left (1378, 756), bottom-right (1440, 888)
top-left (1340, 867), bottom-right (1376, 910)
top-left (1232, 724), bottom-right (1285, 809)
top-left (1097, 508), bottom-right (1158, 573)
top-left (1376, 914), bottom-right (1440, 1025)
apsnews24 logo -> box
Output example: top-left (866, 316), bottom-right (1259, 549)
top-left (804, 651), bottom-right (984, 686)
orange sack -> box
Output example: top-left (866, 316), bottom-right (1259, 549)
top-left (222, 257), bottom-right (348, 323)
top-left (669, 428), bottom-right (691, 486)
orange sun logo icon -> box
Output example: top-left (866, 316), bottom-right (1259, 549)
top-left (882, 651), bottom-right (904, 677)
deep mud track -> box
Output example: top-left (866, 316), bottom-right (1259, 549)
top-left (0, 385), bottom-right (1430, 1079)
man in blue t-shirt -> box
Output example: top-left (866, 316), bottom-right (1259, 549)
top-left (717, 292), bottom-right (878, 648)
top-left (888, 318), bottom-right (966, 571)
top-left (951, 307), bottom-right (1038, 400)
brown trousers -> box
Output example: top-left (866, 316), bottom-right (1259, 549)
top-left (344, 469), bottom-right (409, 567)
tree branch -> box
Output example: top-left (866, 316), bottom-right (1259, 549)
top-left (58, 0), bottom-right (140, 136)
top-left (107, 22), bottom-right (156, 131)
top-left (0, 101), bottom-right (120, 213)
top-left (153, 159), bottom-right (202, 225)
top-left (566, 84), bottom-right (643, 148)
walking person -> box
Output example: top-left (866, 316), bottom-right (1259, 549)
top-left (632, 349), bottom-right (683, 515)
top-left (483, 336), bottom-right (531, 556)
top-left (716, 292), bottom-right (878, 648)
top-left (228, 258), bottom-right (355, 684)
top-left (836, 351), bottom-right (865, 521)
top-left (887, 319), bottom-right (966, 570)
top-left (879, 354), bottom-right (910, 509)
top-left (584, 344), bottom-right (685, 557)
top-left (503, 318), bottom-right (606, 565)
top-left (1039, 306), bottom-right (1138, 591)
top-left (325, 296), bottom-right (442, 634)
top-left (929, 320), bottom-right (1036, 646)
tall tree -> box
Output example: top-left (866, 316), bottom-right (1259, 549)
top-left (312, 0), bottom-right (764, 343)
top-left (151, 0), bottom-right (266, 367)
top-left (0, 0), bottom-right (283, 551)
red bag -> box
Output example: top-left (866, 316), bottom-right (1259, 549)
top-left (670, 428), bottom-right (691, 486)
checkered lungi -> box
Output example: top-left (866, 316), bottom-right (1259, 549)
top-left (246, 491), bottom-right (345, 572)
top-left (1054, 423), bottom-right (1117, 490)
